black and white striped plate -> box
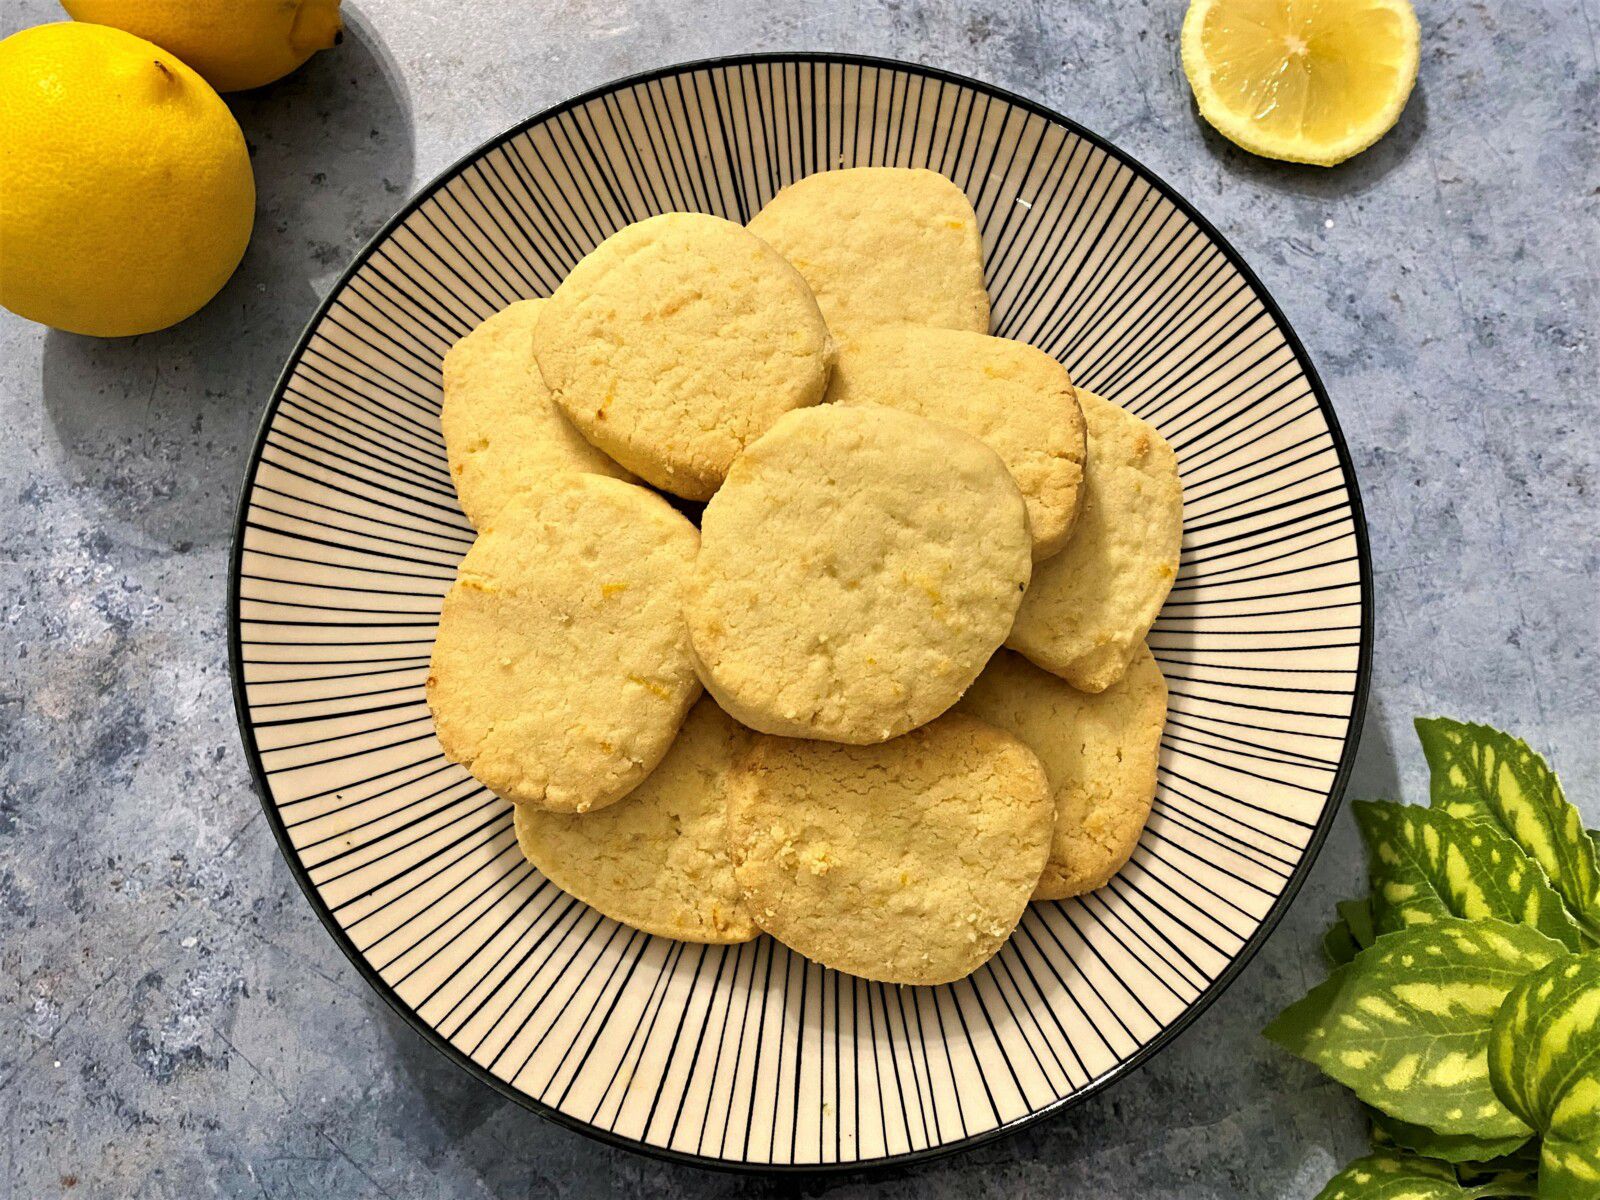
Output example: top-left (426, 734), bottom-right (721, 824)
top-left (229, 53), bottom-right (1371, 1171)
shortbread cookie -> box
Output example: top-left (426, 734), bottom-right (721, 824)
top-left (828, 325), bottom-right (1087, 560)
top-left (427, 475), bottom-right (700, 813)
top-left (747, 168), bottom-right (989, 343)
top-left (958, 646), bottom-right (1167, 900)
top-left (685, 404), bottom-right (1032, 744)
top-left (513, 698), bottom-right (758, 942)
top-left (726, 713), bottom-right (1054, 984)
top-left (1007, 390), bottom-right (1183, 691)
top-left (440, 299), bottom-right (632, 529)
top-left (534, 212), bottom-right (833, 500)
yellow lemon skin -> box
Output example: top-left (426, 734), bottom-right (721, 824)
top-left (1181, 0), bottom-right (1420, 167)
top-left (60, 0), bottom-right (343, 93)
top-left (0, 22), bottom-right (255, 338)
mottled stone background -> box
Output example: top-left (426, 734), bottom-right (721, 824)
top-left (1, 0), bottom-right (1595, 1196)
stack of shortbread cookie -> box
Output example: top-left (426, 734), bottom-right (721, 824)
top-left (427, 168), bottom-right (1182, 986)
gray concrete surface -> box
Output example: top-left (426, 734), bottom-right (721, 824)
top-left (1, 0), bottom-right (1595, 1196)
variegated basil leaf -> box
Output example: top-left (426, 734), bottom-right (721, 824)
top-left (1416, 718), bottom-right (1600, 939)
top-left (1488, 954), bottom-right (1600, 1198)
top-left (1313, 1153), bottom-right (1471, 1200)
top-left (1264, 918), bottom-right (1565, 1136)
top-left (1367, 1107), bottom-right (1532, 1165)
top-left (1355, 800), bottom-right (1586, 952)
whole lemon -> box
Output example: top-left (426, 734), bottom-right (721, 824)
top-left (60, 0), bottom-right (343, 93)
top-left (0, 23), bottom-right (255, 338)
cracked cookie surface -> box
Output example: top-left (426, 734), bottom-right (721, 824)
top-left (535, 213), bottom-right (833, 500)
top-left (685, 404), bottom-right (1032, 744)
top-left (1007, 389), bottom-right (1183, 692)
top-left (958, 646), bottom-right (1167, 899)
top-left (440, 299), bottom-right (633, 529)
top-left (427, 474), bottom-right (700, 813)
top-left (747, 167), bottom-right (990, 344)
top-left (829, 324), bottom-right (1087, 561)
top-left (514, 698), bottom-right (758, 942)
top-left (726, 712), bottom-right (1054, 984)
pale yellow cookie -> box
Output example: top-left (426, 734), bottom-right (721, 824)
top-left (746, 167), bottom-right (990, 343)
top-left (1007, 390), bottom-right (1183, 692)
top-left (513, 698), bottom-right (758, 942)
top-left (534, 213), bottom-right (833, 500)
top-left (440, 299), bottom-right (632, 529)
top-left (427, 474), bottom-right (700, 813)
top-left (685, 404), bottom-right (1032, 744)
top-left (828, 325), bottom-right (1087, 560)
top-left (726, 713), bottom-right (1054, 985)
top-left (957, 646), bottom-right (1167, 900)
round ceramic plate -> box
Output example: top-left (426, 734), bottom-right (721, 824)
top-left (229, 53), bottom-right (1372, 1171)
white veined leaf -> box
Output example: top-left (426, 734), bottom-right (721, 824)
top-left (1265, 918), bottom-right (1566, 1136)
top-left (1355, 800), bottom-right (1587, 952)
top-left (1416, 719), bottom-right (1600, 941)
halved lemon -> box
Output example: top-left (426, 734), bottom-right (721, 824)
top-left (1181, 0), bottom-right (1421, 166)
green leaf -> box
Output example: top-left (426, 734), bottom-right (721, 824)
top-left (1368, 1107), bottom-right (1533, 1164)
top-left (1347, 895), bottom-right (1379, 946)
top-left (1265, 918), bottom-right (1565, 1136)
top-left (1416, 719), bottom-right (1600, 938)
top-left (1330, 897), bottom-right (1379, 967)
top-left (1451, 1141), bottom-right (1543, 1179)
top-left (1488, 954), bottom-right (1600, 1141)
top-left (1355, 800), bottom-right (1587, 952)
top-left (1489, 954), bottom-right (1600, 1200)
top-left (1453, 1163), bottom-right (1540, 1199)
top-left (1538, 1139), bottom-right (1600, 1199)
top-left (1329, 920), bottom-right (1365, 968)
top-left (1489, 953), bottom-right (1600, 1138)
top-left (1313, 1153), bottom-right (1471, 1200)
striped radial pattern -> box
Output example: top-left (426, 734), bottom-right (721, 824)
top-left (230, 55), bottom-right (1371, 1169)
